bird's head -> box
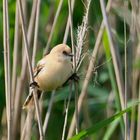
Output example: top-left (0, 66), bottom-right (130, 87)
top-left (50, 44), bottom-right (73, 62)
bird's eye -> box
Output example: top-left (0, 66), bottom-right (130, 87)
top-left (63, 51), bottom-right (68, 55)
top-left (63, 51), bottom-right (73, 57)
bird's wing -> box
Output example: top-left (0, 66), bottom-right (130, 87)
top-left (33, 58), bottom-right (46, 78)
top-left (34, 64), bottom-right (45, 78)
top-left (23, 58), bottom-right (46, 109)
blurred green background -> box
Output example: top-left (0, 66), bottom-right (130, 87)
top-left (0, 0), bottom-right (138, 140)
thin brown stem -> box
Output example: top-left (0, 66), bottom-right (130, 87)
top-left (68, 0), bottom-right (79, 134)
top-left (13, 0), bottom-right (37, 138)
top-left (74, 82), bottom-right (79, 134)
top-left (63, 0), bottom-right (75, 44)
top-left (18, 0), bottom-right (34, 79)
top-left (32, 0), bottom-right (41, 68)
top-left (18, 0), bottom-right (44, 139)
top-left (67, 0), bottom-right (112, 138)
top-left (137, 78), bottom-right (140, 140)
top-left (68, 0), bottom-right (75, 70)
top-left (20, 117), bottom-right (27, 140)
top-left (124, 1), bottom-right (129, 139)
top-left (43, 91), bottom-right (55, 135)
top-left (21, 108), bottom-right (34, 140)
top-left (44, 0), bottom-right (64, 54)
top-left (12, 1), bottom-right (19, 109)
top-left (3, 0), bottom-right (12, 139)
top-left (100, 0), bottom-right (125, 112)
top-left (130, 1), bottom-right (140, 139)
top-left (62, 82), bottom-right (73, 140)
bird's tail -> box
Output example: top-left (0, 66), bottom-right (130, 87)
top-left (22, 90), bottom-right (42, 109)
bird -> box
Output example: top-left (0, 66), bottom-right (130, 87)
top-left (23, 44), bottom-right (73, 109)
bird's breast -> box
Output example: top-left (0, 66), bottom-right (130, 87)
top-left (35, 61), bottom-right (72, 91)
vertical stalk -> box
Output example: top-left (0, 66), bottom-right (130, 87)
top-left (44, 0), bottom-right (64, 54)
top-left (32, 0), bottom-right (41, 68)
top-left (62, 82), bottom-right (73, 140)
top-left (137, 78), bottom-right (140, 140)
top-left (124, 1), bottom-right (129, 139)
top-left (12, 1), bottom-right (19, 106)
top-left (3, 0), bottom-right (12, 139)
top-left (67, 0), bottom-right (112, 138)
top-left (99, 0), bottom-right (125, 111)
top-left (13, 1), bottom-right (38, 137)
top-left (63, 0), bottom-right (75, 44)
top-left (68, 0), bottom-right (75, 69)
top-left (68, 0), bottom-right (78, 134)
top-left (18, 0), bottom-right (44, 139)
top-left (43, 91), bottom-right (55, 135)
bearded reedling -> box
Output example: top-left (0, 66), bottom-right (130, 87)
top-left (23, 44), bottom-right (74, 109)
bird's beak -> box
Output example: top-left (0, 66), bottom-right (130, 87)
top-left (68, 53), bottom-right (74, 57)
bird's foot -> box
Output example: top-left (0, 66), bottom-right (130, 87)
top-left (30, 81), bottom-right (39, 88)
top-left (70, 73), bottom-right (80, 82)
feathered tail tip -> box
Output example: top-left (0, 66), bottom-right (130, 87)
top-left (22, 90), bottom-right (42, 109)
top-left (22, 92), bottom-right (34, 109)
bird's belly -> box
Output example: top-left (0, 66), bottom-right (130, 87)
top-left (35, 63), bottom-right (72, 91)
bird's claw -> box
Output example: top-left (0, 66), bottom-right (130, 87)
top-left (30, 81), bottom-right (39, 88)
top-left (70, 73), bottom-right (80, 82)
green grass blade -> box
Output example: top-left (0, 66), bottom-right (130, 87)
top-left (103, 29), bottom-right (125, 134)
top-left (103, 30), bottom-right (120, 110)
top-left (69, 101), bottom-right (140, 140)
top-left (103, 118), bottom-right (120, 140)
